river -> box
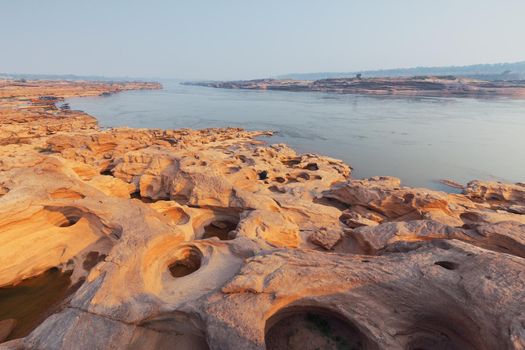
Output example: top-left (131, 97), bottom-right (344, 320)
top-left (66, 80), bottom-right (525, 191)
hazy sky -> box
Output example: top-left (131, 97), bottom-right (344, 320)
top-left (1, 0), bottom-right (524, 79)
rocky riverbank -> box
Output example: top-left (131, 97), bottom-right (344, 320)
top-left (0, 80), bottom-right (524, 349)
top-left (185, 76), bottom-right (525, 98)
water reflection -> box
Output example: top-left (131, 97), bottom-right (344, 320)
top-left (0, 268), bottom-right (77, 341)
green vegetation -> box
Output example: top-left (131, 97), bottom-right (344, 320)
top-left (306, 313), bottom-right (361, 350)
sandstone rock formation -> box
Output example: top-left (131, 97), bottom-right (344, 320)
top-left (184, 76), bottom-right (525, 98)
top-left (0, 80), bottom-right (524, 349)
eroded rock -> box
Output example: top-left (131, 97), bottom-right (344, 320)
top-left (1, 80), bottom-right (524, 350)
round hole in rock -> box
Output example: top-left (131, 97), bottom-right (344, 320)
top-left (303, 163), bottom-right (319, 171)
top-left (434, 261), bottom-right (458, 270)
top-left (265, 307), bottom-right (371, 350)
top-left (258, 170), bottom-right (269, 180)
top-left (201, 220), bottom-right (238, 241)
top-left (168, 248), bottom-right (202, 278)
top-left (44, 206), bottom-right (84, 227)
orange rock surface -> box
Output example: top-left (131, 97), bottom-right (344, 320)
top-left (0, 80), bottom-right (524, 349)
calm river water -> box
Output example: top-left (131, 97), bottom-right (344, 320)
top-left (66, 80), bottom-right (525, 191)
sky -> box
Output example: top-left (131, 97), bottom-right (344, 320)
top-left (1, 0), bottom-right (525, 80)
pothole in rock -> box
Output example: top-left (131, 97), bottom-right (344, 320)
top-left (303, 163), bottom-right (319, 171)
top-left (168, 247), bottom-right (202, 278)
top-left (265, 307), bottom-right (371, 350)
top-left (201, 219), bottom-right (239, 240)
top-left (43, 206), bottom-right (122, 242)
top-left (258, 170), bottom-right (269, 180)
top-left (44, 206), bottom-right (84, 227)
top-left (99, 169), bottom-right (114, 176)
top-left (0, 267), bottom-right (83, 342)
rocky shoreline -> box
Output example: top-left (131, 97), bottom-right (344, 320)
top-left (0, 80), bottom-right (524, 349)
top-left (184, 76), bottom-right (525, 98)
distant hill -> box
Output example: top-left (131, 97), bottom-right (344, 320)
top-left (0, 72), bottom-right (156, 82)
top-left (278, 61), bottom-right (525, 80)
